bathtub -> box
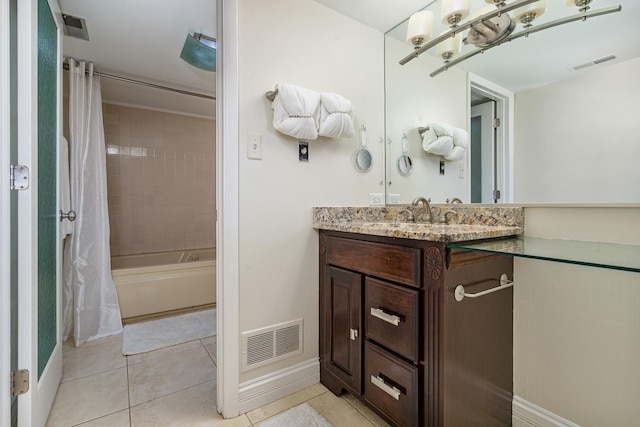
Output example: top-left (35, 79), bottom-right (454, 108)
top-left (112, 248), bottom-right (216, 321)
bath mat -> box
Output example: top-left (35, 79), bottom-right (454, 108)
top-left (260, 403), bottom-right (332, 427)
top-left (122, 309), bottom-right (216, 355)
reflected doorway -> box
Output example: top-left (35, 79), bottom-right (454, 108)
top-left (469, 78), bottom-right (514, 203)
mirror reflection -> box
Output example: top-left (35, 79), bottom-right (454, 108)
top-left (384, 0), bottom-right (640, 204)
top-left (354, 124), bottom-right (373, 173)
top-left (397, 131), bottom-right (414, 176)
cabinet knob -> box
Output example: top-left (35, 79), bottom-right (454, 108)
top-left (349, 328), bottom-right (358, 341)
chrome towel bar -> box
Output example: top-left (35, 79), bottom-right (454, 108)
top-left (454, 274), bottom-right (513, 302)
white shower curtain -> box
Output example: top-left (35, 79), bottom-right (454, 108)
top-left (63, 59), bottom-right (122, 346)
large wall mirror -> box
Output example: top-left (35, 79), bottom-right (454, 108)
top-left (382, 0), bottom-right (640, 204)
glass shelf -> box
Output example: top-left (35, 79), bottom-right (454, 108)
top-left (448, 236), bottom-right (640, 273)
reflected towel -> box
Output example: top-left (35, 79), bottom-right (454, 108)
top-left (271, 84), bottom-right (320, 140)
top-left (422, 122), bottom-right (454, 156)
top-left (59, 136), bottom-right (74, 237)
top-left (318, 92), bottom-right (355, 138)
top-left (444, 127), bottom-right (469, 162)
top-left (444, 127), bottom-right (469, 161)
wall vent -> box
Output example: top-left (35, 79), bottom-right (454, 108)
top-left (62, 14), bottom-right (90, 41)
top-left (242, 319), bottom-right (303, 371)
top-left (570, 54), bottom-right (617, 72)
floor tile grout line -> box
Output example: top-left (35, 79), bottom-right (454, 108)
top-left (126, 354), bottom-right (133, 425)
top-left (59, 364), bottom-right (128, 386)
top-left (127, 378), bottom-right (217, 410)
top-left (125, 339), bottom-right (212, 367)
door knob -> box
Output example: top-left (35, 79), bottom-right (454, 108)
top-left (59, 209), bottom-right (77, 222)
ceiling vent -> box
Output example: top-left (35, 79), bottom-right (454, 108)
top-left (242, 319), bottom-right (303, 371)
top-left (62, 14), bottom-right (90, 41)
top-left (570, 54), bottom-right (617, 72)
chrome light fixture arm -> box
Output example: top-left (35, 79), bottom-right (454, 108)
top-left (399, 0), bottom-right (538, 66)
top-left (428, 4), bottom-right (622, 77)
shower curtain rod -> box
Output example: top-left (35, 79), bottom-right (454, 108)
top-left (62, 58), bottom-right (216, 101)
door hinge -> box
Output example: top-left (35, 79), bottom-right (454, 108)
top-left (9, 164), bottom-right (30, 191)
top-left (493, 190), bottom-right (501, 200)
top-left (493, 118), bottom-right (501, 128)
top-left (10, 369), bottom-right (29, 398)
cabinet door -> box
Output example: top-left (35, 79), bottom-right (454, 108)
top-left (325, 266), bottom-right (362, 394)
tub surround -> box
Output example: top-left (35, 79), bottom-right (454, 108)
top-left (313, 205), bottom-right (523, 242)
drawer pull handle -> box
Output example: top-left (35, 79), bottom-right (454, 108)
top-left (370, 308), bottom-right (401, 326)
top-left (371, 375), bottom-right (401, 400)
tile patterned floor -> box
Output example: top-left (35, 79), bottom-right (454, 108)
top-left (46, 334), bottom-right (391, 427)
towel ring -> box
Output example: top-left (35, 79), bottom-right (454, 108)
top-left (418, 126), bottom-right (430, 137)
top-left (265, 89), bottom-right (278, 101)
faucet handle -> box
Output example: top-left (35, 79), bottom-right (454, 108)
top-left (397, 208), bottom-right (415, 222)
top-left (438, 210), bottom-right (458, 225)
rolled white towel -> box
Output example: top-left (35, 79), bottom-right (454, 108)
top-left (423, 135), bottom-right (454, 156)
top-left (271, 83), bottom-right (320, 140)
top-left (452, 126), bottom-right (469, 149)
top-left (445, 146), bottom-right (466, 161)
top-left (422, 122), bottom-right (453, 145)
top-left (443, 126), bottom-right (469, 161)
top-left (318, 93), bottom-right (355, 138)
top-left (422, 122), bottom-right (455, 156)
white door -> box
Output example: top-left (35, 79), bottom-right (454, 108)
top-left (16, 0), bottom-right (64, 425)
top-left (470, 101), bottom-right (496, 203)
top-left (1, 2), bottom-right (16, 426)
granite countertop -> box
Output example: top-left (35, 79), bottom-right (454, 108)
top-left (313, 206), bottom-right (524, 243)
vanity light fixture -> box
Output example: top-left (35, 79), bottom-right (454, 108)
top-left (401, 0), bottom-right (621, 76)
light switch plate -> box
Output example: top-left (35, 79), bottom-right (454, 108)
top-left (248, 133), bottom-right (262, 160)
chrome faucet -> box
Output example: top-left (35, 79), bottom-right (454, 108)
top-left (446, 197), bottom-right (463, 204)
top-left (411, 197), bottom-right (432, 223)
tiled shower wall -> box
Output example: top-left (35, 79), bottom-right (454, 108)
top-left (103, 104), bottom-right (215, 256)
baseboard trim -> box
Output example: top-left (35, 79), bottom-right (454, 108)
top-left (238, 358), bottom-right (320, 414)
top-left (512, 396), bottom-right (581, 427)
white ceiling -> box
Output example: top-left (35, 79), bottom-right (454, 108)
top-left (58, 0), bottom-right (217, 117)
top-left (57, 0), bottom-right (639, 115)
top-left (315, 0), bottom-right (640, 92)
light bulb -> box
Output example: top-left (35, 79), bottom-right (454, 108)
top-left (514, 0), bottom-right (547, 28)
top-left (406, 10), bottom-right (434, 48)
top-left (436, 30), bottom-right (462, 61)
top-left (440, 0), bottom-right (471, 26)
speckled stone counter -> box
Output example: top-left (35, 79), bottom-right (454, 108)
top-left (313, 205), bottom-right (523, 243)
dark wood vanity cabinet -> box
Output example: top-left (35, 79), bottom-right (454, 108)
top-left (319, 230), bottom-right (514, 427)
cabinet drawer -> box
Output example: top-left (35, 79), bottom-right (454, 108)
top-left (364, 342), bottom-right (419, 427)
top-left (365, 278), bottom-right (419, 363)
top-left (326, 236), bottom-right (421, 288)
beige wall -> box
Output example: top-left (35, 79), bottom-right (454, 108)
top-left (514, 57), bottom-right (640, 203)
top-left (103, 104), bottom-right (215, 256)
top-left (237, 0), bottom-right (384, 382)
top-left (515, 206), bottom-right (640, 426)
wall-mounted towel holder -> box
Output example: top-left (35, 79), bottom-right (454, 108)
top-left (265, 89), bottom-right (278, 101)
top-left (454, 274), bottom-right (513, 302)
top-left (417, 126), bottom-right (430, 137)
